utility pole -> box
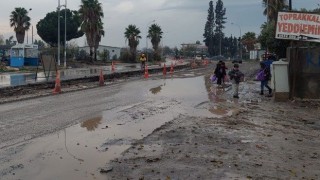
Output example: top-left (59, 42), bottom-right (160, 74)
top-left (146, 20), bottom-right (155, 62)
top-left (231, 23), bottom-right (242, 60)
top-left (64, 0), bottom-right (67, 68)
top-left (289, 0), bottom-right (292, 10)
top-left (58, 0), bottom-right (61, 66)
top-left (57, 0), bottom-right (67, 67)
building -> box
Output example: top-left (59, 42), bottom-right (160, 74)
top-left (181, 43), bottom-right (208, 56)
top-left (79, 45), bottom-right (121, 61)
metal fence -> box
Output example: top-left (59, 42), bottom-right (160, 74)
top-left (288, 47), bottom-right (320, 99)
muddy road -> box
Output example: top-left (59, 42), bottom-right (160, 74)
top-left (0, 61), bottom-right (319, 180)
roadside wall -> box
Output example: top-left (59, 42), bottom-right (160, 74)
top-left (288, 47), bottom-right (320, 99)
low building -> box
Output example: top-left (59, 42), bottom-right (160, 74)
top-left (181, 43), bottom-right (208, 56)
top-left (79, 45), bottom-right (121, 61)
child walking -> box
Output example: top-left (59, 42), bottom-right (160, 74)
top-left (228, 64), bottom-right (244, 98)
top-left (214, 61), bottom-right (226, 87)
top-left (259, 62), bottom-right (272, 96)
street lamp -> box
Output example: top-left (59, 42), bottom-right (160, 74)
top-left (26, 8), bottom-right (32, 44)
top-left (57, 0), bottom-right (67, 67)
top-left (231, 22), bottom-right (242, 60)
top-left (146, 20), bottom-right (155, 62)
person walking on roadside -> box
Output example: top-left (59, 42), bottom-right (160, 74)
top-left (139, 53), bottom-right (147, 71)
top-left (221, 61), bottom-right (228, 84)
top-left (214, 61), bottom-right (226, 88)
top-left (258, 62), bottom-right (272, 96)
top-left (228, 63), bottom-right (244, 98)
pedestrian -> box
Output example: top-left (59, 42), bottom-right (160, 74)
top-left (228, 63), bottom-right (244, 98)
top-left (258, 62), bottom-right (272, 96)
top-left (221, 61), bottom-right (228, 84)
top-left (139, 53), bottom-right (146, 71)
top-left (214, 61), bottom-right (226, 88)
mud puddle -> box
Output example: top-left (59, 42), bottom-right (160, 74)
top-left (0, 76), bottom-right (237, 180)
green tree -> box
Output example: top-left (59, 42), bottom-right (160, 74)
top-left (5, 36), bottom-right (16, 46)
top-left (9, 7), bottom-right (31, 44)
top-left (79, 0), bottom-right (104, 61)
top-left (99, 49), bottom-right (109, 61)
top-left (37, 9), bottom-right (83, 47)
top-left (124, 24), bottom-right (141, 62)
top-left (147, 24), bottom-right (163, 61)
top-left (258, 21), bottom-right (289, 58)
top-left (215, 0), bottom-right (227, 56)
top-left (263, 0), bottom-right (288, 22)
top-left (162, 46), bottom-right (174, 56)
top-left (181, 45), bottom-right (196, 58)
top-left (260, 0), bottom-right (289, 58)
top-left (34, 39), bottom-right (46, 49)
top-left (0, 35), bottom-right (4, 45)
top-left (241, 32), bottom-right (256, 52)
top-left (94, 22), bottom-right (105, 61)
top-left (203, 0), bottom-right (215, 56)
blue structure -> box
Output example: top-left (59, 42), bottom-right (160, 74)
top-left (10, 44), bottom-right (39, 67)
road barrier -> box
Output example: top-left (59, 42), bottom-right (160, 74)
top-left (53, 71), bottom-right (62, 94)
top-left (99, 69), bottom-right (105, 86)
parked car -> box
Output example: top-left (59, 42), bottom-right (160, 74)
top-left (195, 55), bottom-right (206, 60)
top-left (209, 55), bottom-right (226, 61)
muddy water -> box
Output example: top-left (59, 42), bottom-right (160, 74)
top-left (1, 76), bottom-right (233, 180)
top-left (0, 65), bottom-right (139, 88)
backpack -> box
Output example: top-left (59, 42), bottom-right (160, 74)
top-left (256, 69), bottom-right (265, 81)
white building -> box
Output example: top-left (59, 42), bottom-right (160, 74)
top-left (79, 45), bottom-right (121, 61)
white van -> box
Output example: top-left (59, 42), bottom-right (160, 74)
top-left (195, 55), bottom-right (202, 60)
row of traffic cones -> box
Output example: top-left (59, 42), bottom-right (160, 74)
top-left (53, 66), bottom-right (108, 94)
top-left (52, 61), bottom-right (175, 94)
top-left (202, 59), bottom-right (209, 66)
top-left (162, 63), bottom-right (174, 77)
top-left (144, 62), bottom-right (174, 79)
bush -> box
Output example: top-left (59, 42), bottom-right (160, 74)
top-left (120, 51), bottom-right (131, 63)
top-left (76, 49), bottom-right (90, 61)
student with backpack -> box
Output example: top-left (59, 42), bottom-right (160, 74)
top-left (257, 62), bottom-right (272, 96)
top-left (228, 64), bottom-right (244, 98)
top-left (214, 61), bottom-right (226, 88)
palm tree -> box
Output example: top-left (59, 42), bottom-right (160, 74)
top-left (147, 24), bottom-right (163, 61)
top-left (79, 0), bottom-right (104, 61)
top-left (6, 36), bottom-right (15, 46)
top-left (124, 25), bottom-right (141, 62)
top-left (94, 22), bottom-right (105, 61)
top-left (263, 0), bottom-right (288, 22)
top-left (9, 7), bottom-right (31, 44)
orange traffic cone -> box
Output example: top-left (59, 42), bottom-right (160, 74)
top-left (99, 69), bottom-right (105, 86)
top-left (111, 61), bottom-right (115, 72)
top-left (163, 63), bottom-right (167, 76)
top-left (144, 65), bottom-right (149, 79)
top-left (53, 70), bottom-right (61, 94)
top-left (170, 62), bottom-right (174, 75)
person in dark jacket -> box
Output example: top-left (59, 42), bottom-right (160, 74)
top-left (214, 61), bottom-right (226, 87)
top-left (228, 63), bottom-right (244, 98)
top-left (259, 62), bottom-right (272, 96)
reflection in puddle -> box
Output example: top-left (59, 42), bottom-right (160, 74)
top-left (80, 117), bottom-right (102, 131)
top-left (209, 107), bottom-right (229, 115)
top-left (149, 85), bottom-right (163, 95)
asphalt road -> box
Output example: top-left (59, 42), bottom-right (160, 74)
top-left (0, 82), bottom-right (134, 149)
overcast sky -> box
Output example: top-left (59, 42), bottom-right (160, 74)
top-left (0, 0), bottom-right (318, 48)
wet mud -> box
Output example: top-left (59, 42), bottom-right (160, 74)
top-left (0, 61), bottom-right (319, 180)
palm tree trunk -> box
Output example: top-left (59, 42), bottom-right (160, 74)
top-left (16, 32), bottom-right (25, 44)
